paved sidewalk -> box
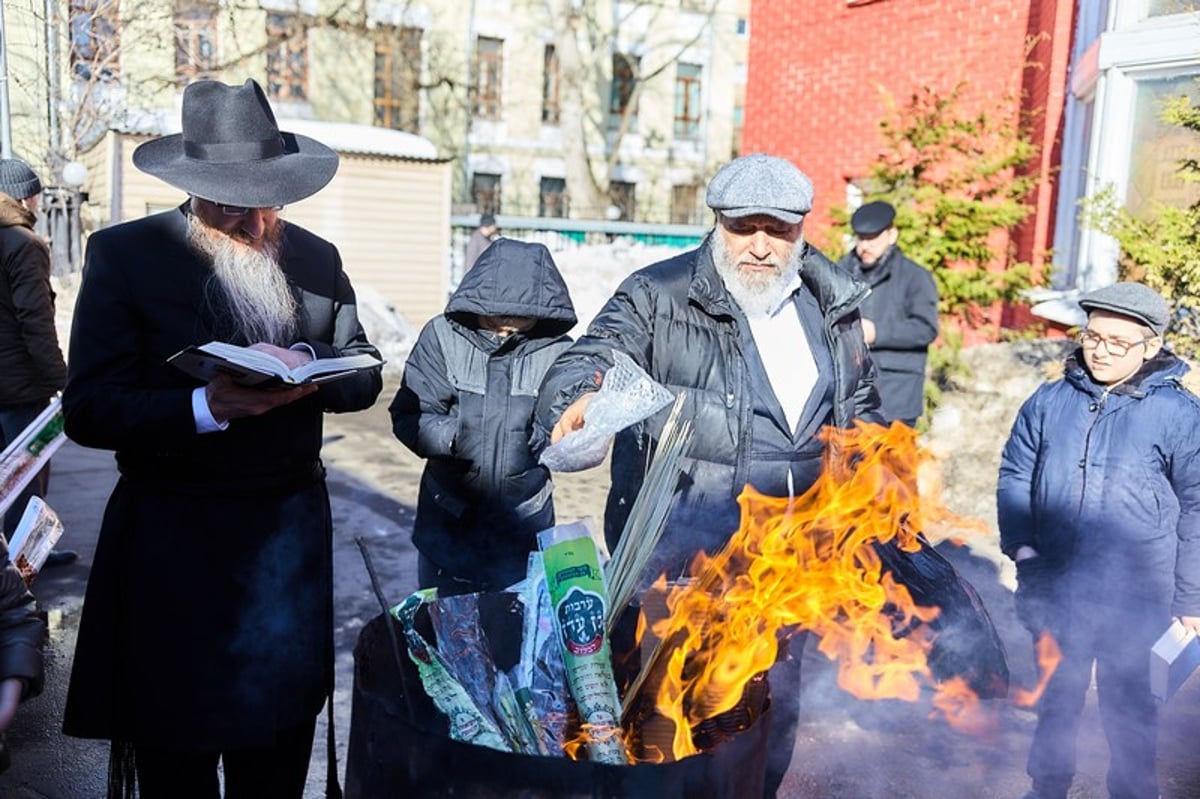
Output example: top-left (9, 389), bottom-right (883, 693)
top-left (0, 426), bottom-right (421, 799)
top-left (2, 405), bottom-right (1200, 798)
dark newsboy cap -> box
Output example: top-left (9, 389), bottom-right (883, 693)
top-left (850, 201), bottom-right (896, 237)
top-left (706, 153), bottom-right (814, 224)
top-left (480, 213), bottom-right (496, 228)
top-left (1078, 282), bottom-right (1170, 335)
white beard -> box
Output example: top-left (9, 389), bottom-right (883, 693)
top-left (187, 214), bottom-right (297, 346)
top-left (711, 231), bottom-right (805, 319)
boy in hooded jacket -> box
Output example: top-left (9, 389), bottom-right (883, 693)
top-left (998, 281), bottom-right (1200, 799)
top-left (390, 239), bottom-right (577, 595)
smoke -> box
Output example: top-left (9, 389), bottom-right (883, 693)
top-left (228, 487), bottom-right (329, 719)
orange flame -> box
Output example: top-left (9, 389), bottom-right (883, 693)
top-left (932, 676), bottom-right (998, 738)
top-left (635, 421), bottom-right (995, 760)
top-left (1011, 631), bottom-right (1062, 708)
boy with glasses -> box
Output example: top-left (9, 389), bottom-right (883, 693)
top-left (997, 281), bottom-right (1200, 799)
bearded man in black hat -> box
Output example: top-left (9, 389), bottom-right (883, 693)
top-left (60, 79), bottom-right (382, 798)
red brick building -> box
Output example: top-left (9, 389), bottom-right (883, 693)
top-left (742, 0), bottom-right (1076, 276)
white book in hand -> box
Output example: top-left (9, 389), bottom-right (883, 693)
top-left (168, 341), bottom-right (383, 388)
top-left (1150, 618), bottom-right (1200, 701)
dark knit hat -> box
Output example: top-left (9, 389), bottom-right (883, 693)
top-left (706, 153), bottom-right (814, 224)
top-left (1078, 282), bottom-right (1170, 335)
top-left (850, 201), bottom-right (896, 236)
top-left (0, 159), bottom-right (43, 200)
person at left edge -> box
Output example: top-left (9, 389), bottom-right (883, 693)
top-left (60, 79), bottom-right (382, 799)
top-left (0, 159), bottom-right (76, 568)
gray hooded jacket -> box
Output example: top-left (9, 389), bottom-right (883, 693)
top-left (390, 239), bottom-right (577, 585)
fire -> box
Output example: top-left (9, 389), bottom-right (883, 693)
top-left (1011, 631), bottom-right (1062, 708)
top-left (625, 421), bottom-right (997, 760)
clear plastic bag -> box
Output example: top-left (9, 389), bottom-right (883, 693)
top-left (540, 350), bottom-right (674, 473)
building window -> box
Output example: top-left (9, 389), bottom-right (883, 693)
top-left (542, 45), bottom-right (560, 125)
top-left (475, 36), bottom-right (504, 120)
top-left (1127, 74), bottom-right (1200, 217)
top-left (174, 1), bottom-right (218, 86)
top-left (609, 180), bottom-right (636, 220)
top-left (472, 172), bottom-right (502, 215)
top-left (266, 13), bottom-right (307, 101)
top-left (70, 0), bottom-right (121, 81)
top-left (374, 27), bottom-right (422, 132)
top-left (608, 53), bottom-right (640, 130)
top-left (1147, 0), bottom-right (1200, 16)
top-left (539, 177), bottom-right (567, 218)
top-left (736, 17), bottom-right (748, 36)
top-left (670, 184), bottom-right (700, 224)
top-left (674, 63), bottom-right (702, 140)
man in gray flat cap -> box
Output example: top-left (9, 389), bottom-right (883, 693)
top-left (535, 152), bottom-right (883, 797)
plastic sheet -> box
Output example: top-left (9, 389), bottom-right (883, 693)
top-left (540, 351), bottom-right (674, 472)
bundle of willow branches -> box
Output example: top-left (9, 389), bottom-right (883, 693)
top-left (604, 392), bottom-right (692, 632)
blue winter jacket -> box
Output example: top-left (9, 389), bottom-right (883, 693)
top-left (997, 350), bottom-right (1200, 616)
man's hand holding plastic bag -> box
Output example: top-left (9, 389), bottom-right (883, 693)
top-left (540, 351), bottom-right (673, 472)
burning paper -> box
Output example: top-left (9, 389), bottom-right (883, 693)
top-left (623, 421), bottom-right (1011, 760)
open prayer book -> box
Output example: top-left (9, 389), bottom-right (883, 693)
top-left (168, 341), bottom-right (383, 388)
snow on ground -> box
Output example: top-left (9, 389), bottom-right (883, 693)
top-left (549, 241), bottom-right (691, 339)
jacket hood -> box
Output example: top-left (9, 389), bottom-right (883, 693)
top-left (447, 238), bottom-right (577, 337)
top-left (0, 193), bottom-right (36, 229)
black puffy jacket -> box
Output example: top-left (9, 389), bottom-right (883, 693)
top-left (391, 239), bottom-right (577, 586)
top-left (535, 237), bottom-right (881, 576)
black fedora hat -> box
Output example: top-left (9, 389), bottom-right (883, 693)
top-left (133, 79), bottom-right (338, 207)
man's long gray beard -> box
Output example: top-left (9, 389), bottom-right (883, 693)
top-left (187, 214), bottom-right (298, 346)
top-left (711, 231), bottom-right (805, 319)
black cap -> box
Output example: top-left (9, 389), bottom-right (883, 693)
top-left (850, 201), bottom-right (896, 237)
top-left (480, 213), bottom-right (496, 228)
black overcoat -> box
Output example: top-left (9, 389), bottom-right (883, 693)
top-left (61, 206), bottom-right (382, 749)
top-left (839, 247), bottom-right (939, 423)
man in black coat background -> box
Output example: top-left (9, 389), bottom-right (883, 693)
top-left (838, 201), bottom-right (940, 427)
top-left (60, 79), bottom-right (382, 799)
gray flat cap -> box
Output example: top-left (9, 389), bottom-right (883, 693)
top-left (1078, 282), bottom-right (1170, 335)
top-left (0, 158), bottom-right (42, 200)
top-left (706, 153), bottom-right (814, 224)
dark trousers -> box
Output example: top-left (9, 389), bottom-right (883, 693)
top-left (133, 717), bottom-right (316, 799)
top-left (0, 402), bottom-right (51, 537)
top-left (1028, 606), bottom-right (1161, 799)
top-left (418, 551), bottom-right (510, 597)
top-left (762, 632), bottom-right (806, 799)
